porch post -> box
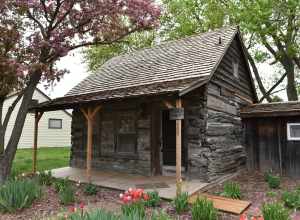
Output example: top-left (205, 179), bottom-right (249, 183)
top-left (33, 111), bottom-right (44, 173)
top-left (176, 98), bottom-right (182, 196)
top-left (80, 106), bottom-right (102, 182)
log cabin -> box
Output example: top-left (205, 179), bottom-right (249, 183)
top-left (34, 26), bottom-right (258, 182)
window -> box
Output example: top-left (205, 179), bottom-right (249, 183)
top-left (287, 123), bottom-right (300, 141)
top-left (232, 59), bottom-right (239, 78)
top-left (49, 119), bottom-right (62, 129)
top-left (117, 111), bottom-right (137, 153)
top-left (100, 111), bottom-right (137, 155)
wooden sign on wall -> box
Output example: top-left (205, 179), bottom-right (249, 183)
top-left (169, 108), bottom-right (184, 120)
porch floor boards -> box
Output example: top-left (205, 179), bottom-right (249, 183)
top-left (51, 167), bottom-right (209, 200)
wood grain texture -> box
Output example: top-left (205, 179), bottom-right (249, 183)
top-left (244, 116), bottom-right (300, 177)
top-left (189, 193), bottom-right (251, 215)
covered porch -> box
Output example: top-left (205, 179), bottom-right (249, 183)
top-left (52, 167), bottom-right (209, 200)
top-left (31, 78), bottom-right (209, 198)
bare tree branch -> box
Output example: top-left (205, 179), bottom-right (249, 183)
top-left (245, 49), bottom-right (272, 102)
top-left (259, 72), bottom-right (288, 102)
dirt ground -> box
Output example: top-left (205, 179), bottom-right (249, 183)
top-left (207, 171), bottom-right (300, 220)
top-left (2, 171), bottom-right (300, 220)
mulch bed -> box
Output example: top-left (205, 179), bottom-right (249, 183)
top-left (206, 170), bottom-right (300, 220)
top-left (2, 171), bottom-right (300, 220)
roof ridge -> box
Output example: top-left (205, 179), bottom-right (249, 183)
top-left (107, 26), bottom-right (238, 63)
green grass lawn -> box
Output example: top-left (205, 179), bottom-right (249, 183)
top-left (12, 147), bottom-right (70, 176)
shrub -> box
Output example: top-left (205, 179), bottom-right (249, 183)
top-left (282, 190), bottom-right (300, 209)
top-left (262, 203), bottom-right (290, 220)
top-left (191, 197), bottom-right (217, 220)
top-left (173, 192), bottom-right (189, 214)
top-left (0, 179), bottom-right (42, 213)
top-left (84, 183), bottom-right (98, 196)
top-left (221, 182), bottom-right (241, 199)
top-left (144, 191), bottom-right (160, 207)
top-left (54, 177), bottom-right (71, 192)
top-left (37, 171), bottom-right (53, 186)
top-left (266, 191), bottom-right (277, 198)
top-left (267, 175), bottom-right (281, 189)
top-left (264, 170), bottom-right (273, 182)
top-left (59, 185), bottom-right (75, 205)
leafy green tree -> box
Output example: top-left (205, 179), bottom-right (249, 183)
top-left (84, 31), bottom-right (156, 72)
top-left (229, 0), bottom-right (300, 101)
top-left (86, 0), bottom-right (300, 101)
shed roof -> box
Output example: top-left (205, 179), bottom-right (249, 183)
top-left (35, 26), bottom-right (242, 111)
top-left (241, 101), bottom-right (300, 118)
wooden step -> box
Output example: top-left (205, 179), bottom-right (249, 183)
top-left (189, 193), bottom-right (251, 215)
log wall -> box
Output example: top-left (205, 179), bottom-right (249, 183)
top-left (204, 36), bottom-right (256, 181)
top-left (244, 116), bottom-right (300, 177)
top-left (70, 102), bottom-right (152, 176)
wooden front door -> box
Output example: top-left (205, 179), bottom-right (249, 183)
top-left (162, 110), bottom-right (185, 166)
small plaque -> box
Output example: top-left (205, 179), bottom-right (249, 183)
top-left (169, 108), bottom-right (184, 120)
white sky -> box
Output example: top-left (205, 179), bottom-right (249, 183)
top-left (38, 50), bottom-right (89, 98)
top-left (38, 49), bottom-right (288, 101)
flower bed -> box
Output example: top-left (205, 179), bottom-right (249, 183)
top-left (2, 171), bottom-right (300, 220)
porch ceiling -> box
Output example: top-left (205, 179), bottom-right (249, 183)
top-left (52, 167), bottom-right (209, 200)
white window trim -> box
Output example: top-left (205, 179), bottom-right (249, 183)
top-left (48, 118), bottom-right (63, 129)
top-left (287, 123), bottom-right (300, 141)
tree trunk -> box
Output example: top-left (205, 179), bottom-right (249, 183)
top-left (246, 50), bottom-right (272, 102)
top-left (0, 99), bottom-right (4, 155)
top-left (0, 73), bottom-right (41, 183)
top-left (0, 129), bottom-right (4, 155)
top-left (283, 59), bottom-right (298, 101)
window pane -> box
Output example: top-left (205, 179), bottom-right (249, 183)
top-left (290, 125), bottom-right (300, 138)
top-left (49, 119), bottom-right (62, 129)
top-left (118, 134), bottom-right (136, 153)
top-left (118, 112), bottom-right (136, 134)
top-left (101, 120), bottom-right (115, 154)
top-left (117, 111), bottom-right (136, 153)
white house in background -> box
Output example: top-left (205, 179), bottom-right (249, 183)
top-left (3, 88), bottom-right (72, 148)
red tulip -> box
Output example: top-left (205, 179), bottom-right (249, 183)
top-left (143, 193), bottom-right (150, 201)
top-left (69, 206), bottom-right (76, 213)
top-left (79, 202), bottom-right (85, 209)
top-left (240, 214), bottom-right (248, 220)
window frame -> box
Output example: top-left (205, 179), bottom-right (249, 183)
top-left (287, 123), bottom-right (300, 141)
top-left (100, 110), bottom-right (138, 157)
top-left (48, 118), bottom-right (63, 129)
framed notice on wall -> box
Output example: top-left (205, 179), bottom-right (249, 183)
top-left (169, 108), bottom-right (184, 120)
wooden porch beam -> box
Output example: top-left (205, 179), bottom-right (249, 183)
top-left (80, 106), bottom-right (102, 182)
top-left (33, 111), bottom-right (44, 174)
top-left (176, 98), bottom-right (182, 196)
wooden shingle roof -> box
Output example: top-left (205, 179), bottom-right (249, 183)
top-left (67, 26), bottom-right (238, 97)
top-left (241, 101), bottom-right (300, 118)
top-left (35, 26), bottom-right (241, 111)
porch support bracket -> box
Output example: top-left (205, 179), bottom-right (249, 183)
top-left (80, 105), bottom-right (102, 182)
top-left (33, 111), bottom-right (44, 174)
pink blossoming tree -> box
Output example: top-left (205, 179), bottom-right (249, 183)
top-left (0, 0), bottom-right (160, 182)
